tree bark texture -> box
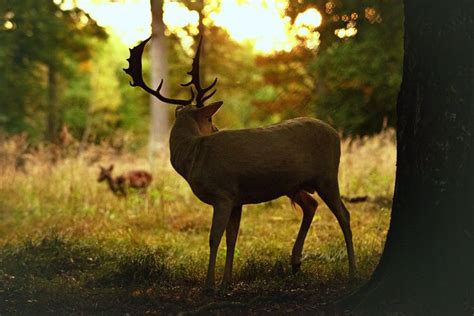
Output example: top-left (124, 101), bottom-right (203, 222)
top-left (150, 0), bottom-right (170, 155)
top-left (344, 1), bottom-right (473, 314)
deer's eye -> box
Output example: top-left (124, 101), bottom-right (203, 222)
top-left (208, 118), bottom-right (212, 123)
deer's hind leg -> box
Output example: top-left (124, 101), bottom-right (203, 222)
top-left (316, 178), bottom-right (356, 279)
top-left (288, 191), bottom-right (318, 274)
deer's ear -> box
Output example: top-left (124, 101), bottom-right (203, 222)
top-left (197, 101), bottom-right (223, 118)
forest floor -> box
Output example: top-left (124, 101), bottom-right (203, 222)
top-left (0, 234), bottom-right (374, 315)
top-left (0, 131), bottom-right (395, 315)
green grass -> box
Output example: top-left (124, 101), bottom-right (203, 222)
top-left (0, 130), bottom-right (395, 314)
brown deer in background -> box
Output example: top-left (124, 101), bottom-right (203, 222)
top-left (124, 37), bottom-right (356, 289)
top-left (98, 164), bottom-right (152, 196)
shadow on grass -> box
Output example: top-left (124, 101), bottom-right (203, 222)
top-left (0, 233), bottom-right (372, 315)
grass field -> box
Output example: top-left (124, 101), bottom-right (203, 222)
top-left (0, 130), bottom-right (395, 314)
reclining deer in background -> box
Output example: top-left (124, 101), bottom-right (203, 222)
top-left (124, 37), bottom-right (356, 288)
top-left (98, 164), bottom-right (152, 196)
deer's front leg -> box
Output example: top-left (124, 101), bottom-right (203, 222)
top-left (206, 200), bottom-right (233, 289)
top-left (222, 205), bottom-right (242, 285)
top-left (290, 191), bottom-right (318, 273)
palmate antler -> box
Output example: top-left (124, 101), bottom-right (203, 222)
top-left (123, 36), bottom-right (194, 105)
top-left (123, 36), bottom-right (218, 108)
top-left (181, 37), bottom-right (218, 108)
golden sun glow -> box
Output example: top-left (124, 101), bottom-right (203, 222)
top-left (72, 0), bottom-right (322, 54)
top-left (209, 1), bottom-right (292, 53)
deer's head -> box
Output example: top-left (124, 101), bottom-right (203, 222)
top-left (124, 36), bottom-right (221, 136)
top-left (174, 101), bottom-right (222, 136)
top-left (98, 164), bottom-right (114, 182)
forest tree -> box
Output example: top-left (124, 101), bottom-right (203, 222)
top-left (343, 0), bottom-right (473, 313)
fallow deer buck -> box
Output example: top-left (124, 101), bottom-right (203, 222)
top-left (98, 164), bottom-right (152, 196)
top-left (124, 37), bottom-right (356, 288)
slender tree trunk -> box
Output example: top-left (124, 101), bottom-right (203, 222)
top-left (78, 110), bottom-right (91, 154)
top-left (342, 1), bottom-right (473, 314)
top-left (46, 64), bottom-right (59, 143)
top-left (149, 0), bottom-right (170, 157)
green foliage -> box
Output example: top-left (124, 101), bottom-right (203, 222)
top-left (254, 48), bottom-right (315, 122)
top-left (0, 0), bottom-right (106, 139)
top-left (204, 27), bottom-right (263, 128)
top-left (264, 0), bottom-right (404, 135)
top-left (89, 41), bottom-right (122, 135)
top-left (310, 0), bottom-right (403, 135)
top-left (0, 0), bottom-right (403, 141)
top-left (312, 35), bottom-right (402, 134)
top-left (65, 36), bottom-right (148, 141)
top-left (165, 26), bottom-right (263, 129)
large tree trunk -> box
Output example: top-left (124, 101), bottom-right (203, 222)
top-left (342, 1), bottom-right (473, 314)
top-left (149, 0), bottom-right (170, 157)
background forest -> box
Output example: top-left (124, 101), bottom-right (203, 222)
top-left (0, 0), bottom-right (402, 314)
top-left (0, 0), bottom-right (402, 144)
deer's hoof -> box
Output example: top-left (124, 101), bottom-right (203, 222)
top-left (291, 262), bottom-right (301, 274)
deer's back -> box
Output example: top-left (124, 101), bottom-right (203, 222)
top-left (125, 170), bottom-right (153, 188)
top-left (189, 118), bottom-right (340, 204)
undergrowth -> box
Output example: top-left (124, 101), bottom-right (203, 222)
top-left (0, 130), bottom-right (395, 314)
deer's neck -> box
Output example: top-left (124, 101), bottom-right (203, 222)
top-left (169, 119), bottom-right (202, 180)
top-left (105, 176), bottom-right (120, 194)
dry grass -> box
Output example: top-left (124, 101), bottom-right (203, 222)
top-left (0, 129), bottom-right (396, 314)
